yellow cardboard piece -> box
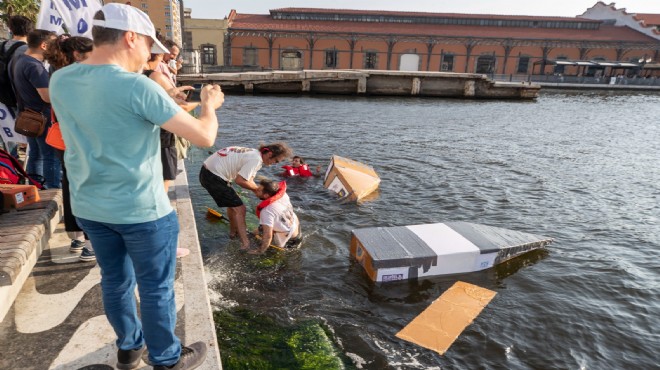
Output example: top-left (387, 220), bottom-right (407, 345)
top-left (395, 281), bottom-right (496, 355)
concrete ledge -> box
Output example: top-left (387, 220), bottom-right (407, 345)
top-left (174, 161), bottom-right (223, 370)
top-left (538, 82), bottom-right (660, 91)
top-left (178, 69), bottom-right (539, 99)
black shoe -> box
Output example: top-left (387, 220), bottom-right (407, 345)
top-left (117, 345), bottom-right (145, 370)
top-left (153, 342), bottom-right (208, 370)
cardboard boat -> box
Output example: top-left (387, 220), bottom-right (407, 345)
top-left (323, 155), bottom-right (380, 202)
top-left (350, 222), bottom-right (552, 282)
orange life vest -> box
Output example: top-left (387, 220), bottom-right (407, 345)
top-left (282, 164), bottom-right (313, 177)
top-left (256, 181), bottom-right (287, 217)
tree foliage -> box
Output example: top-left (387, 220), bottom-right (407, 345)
top-left (0, 0), bottom-right (41, 25)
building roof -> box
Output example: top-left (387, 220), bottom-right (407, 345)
top-left (230, 13), bottom-right (658, 43)
top-left (269, 7), bottom-right (596, 23)
top-left (635, 13), bottom-right (660, 26)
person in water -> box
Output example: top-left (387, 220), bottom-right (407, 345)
top-left (200, 143), bottom-right (292, 250)
top-left (281, 155), bottom-right (321, 177)
top-left (250, 178), bottom-right (301, 254)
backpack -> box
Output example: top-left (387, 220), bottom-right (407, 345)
top-left (0, 40), bottom-right (26, 108)
top-left (0, 148), bottom-right (43, 189)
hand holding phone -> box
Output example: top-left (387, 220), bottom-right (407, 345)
top-left (185, 83), bottom-right (207, 102)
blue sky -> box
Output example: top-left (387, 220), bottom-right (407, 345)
top-left (183, 0), bottom-right (660, 19)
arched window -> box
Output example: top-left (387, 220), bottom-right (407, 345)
top-left (476, 55), bottom-right (496, 74)
top-left (243, 47), bottom-right (258, 66)
top-left (399, 53), bottom-right (420, 71)
top-left (281, 49), bottom-right (303, 70)
top-left (364, 50), bottom-right (378, 69)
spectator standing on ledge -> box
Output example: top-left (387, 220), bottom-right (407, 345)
top-left (44, 35), bottom-right (97, 261)
top-left (163, 39), bottom-right (180, 83)
top-left (0, 15), bottom-right (32, 157)
top-left (50, 4), bottom-right (224, 369)
top-left (12, 29), bottom-right (61, 189)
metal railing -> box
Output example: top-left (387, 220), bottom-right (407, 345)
top-left (179, 65), bottom-right (270, 74)
top-left (490, 74), bottom-right (660, 86)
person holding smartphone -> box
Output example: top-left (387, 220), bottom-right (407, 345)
top-left (50, 5), bottom-right (224, 368)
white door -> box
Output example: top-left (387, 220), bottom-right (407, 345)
top-left (400, 54), bottom-right (420, 71)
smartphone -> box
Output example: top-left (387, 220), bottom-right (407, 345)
top-left (185, 83), bottom-right (206, 102)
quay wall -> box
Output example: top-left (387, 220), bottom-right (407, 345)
top-left (178, 70), bottom-right (540, 99)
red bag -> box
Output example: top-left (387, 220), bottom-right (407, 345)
top-left (0, 148), bottom-right (43, 189)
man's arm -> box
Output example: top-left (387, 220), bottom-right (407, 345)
top-left (234, 174), bottom-right (258, 192)
top-left (36, 87), bottom-right (49, 103)
top-left (249, 224), bottom-right (273, 254)
top-left (160, 85), bottom-right (224, 147)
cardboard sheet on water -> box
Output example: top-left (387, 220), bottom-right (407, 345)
top-left (395, 281), bottom-right (496, 355)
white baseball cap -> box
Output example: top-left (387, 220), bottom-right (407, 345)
top-left (92, 3), bottom-right (169, 54)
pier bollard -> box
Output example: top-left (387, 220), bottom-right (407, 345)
top-left (357, 76), bottom-right (367, 94)
top-left (244, 83), bottom-right (254, 94)
top-left (411, 77), bottom-right (421, 96)
top-left (464, 80), bottom-right (476, 97)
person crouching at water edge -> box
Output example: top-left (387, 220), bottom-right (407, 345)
top-left (251, 178), bottom-right (301, 255)
top-left (200, 143), bottom-right (292, 249)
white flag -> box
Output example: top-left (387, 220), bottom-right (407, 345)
top-left (36, 0), bottom-right (66, 35)
top-left (0, 103), bottom-right (27, 145)
top-left (50, 0), bottom-right (103, 38)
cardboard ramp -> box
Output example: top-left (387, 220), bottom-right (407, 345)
top-left (396, 281), bottom-right (496, 355)
top-left (323, 155), bottom-right (380, 202)
top-left (351, 222), bottom-right (552, 282)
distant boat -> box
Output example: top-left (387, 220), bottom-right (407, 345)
top-left (351, 222), bottom-right (552, 282)
top-left (323, 155), bottom-right (380, 202)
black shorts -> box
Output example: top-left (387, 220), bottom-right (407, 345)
top-left (199, 165), bottom-right (243, 208)
top-left (161, 147), bottom-right (178, 181)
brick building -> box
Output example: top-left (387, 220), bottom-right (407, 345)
top-left (223, 2), bottom-right (660, 77)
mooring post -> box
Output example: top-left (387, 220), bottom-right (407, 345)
top-left (411, 77), bottom-right (421, 95)
top-left (244, 83), bottom-right (254, 94)
top-left (357, 76), bottom-right (367, 94)
top-left (464, 80), bottom-right (475, 97)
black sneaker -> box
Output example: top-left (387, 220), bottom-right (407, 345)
top-left (117, 345), bottom-right (145, 370)
top-left (79, 247), bottom-right (96, 262)
top-left (69, 239), bottom-right (85, 252)
top-left (153, 342), bottom-right (208, 370)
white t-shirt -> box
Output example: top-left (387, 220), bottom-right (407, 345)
top-left (260, 193), bottom-right (299, 247)
top-left (204, 146), bottom-right (263, 182)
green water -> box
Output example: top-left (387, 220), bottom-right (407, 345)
top-left (215, 308), bottom-right (349, 370)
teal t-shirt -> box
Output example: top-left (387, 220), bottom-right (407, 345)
top-left (50, 63), bottom-right (182, 224)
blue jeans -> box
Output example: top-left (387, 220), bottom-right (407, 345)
top-left (76, 211), bottom-right (181, 366)
top-left (26, 125), bottom-right (61, 189)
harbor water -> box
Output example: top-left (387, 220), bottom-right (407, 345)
top-left (185, 91), bottom-right (659, 369)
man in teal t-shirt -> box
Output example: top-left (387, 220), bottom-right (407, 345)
top-left (50, 4), bottom-right (224, 370)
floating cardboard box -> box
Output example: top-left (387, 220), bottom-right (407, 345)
top-left (351, 222), bottom-right (552, 282)
top-left (0, 184), bottom-right (40, 210)
top-left (396, 281), bottom-right (496, 355)
top-left (323, 155), bottom-right (380, 202)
